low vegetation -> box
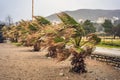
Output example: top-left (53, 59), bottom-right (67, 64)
top-left (98, 39), bottom-right (120, 48)
top-left (2, 12), bottom-right (101, 74)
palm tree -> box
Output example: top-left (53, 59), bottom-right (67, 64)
top-left (46, 12), bottom-right (101, 73)
top-left (32, 16), bottom-right (51, 51)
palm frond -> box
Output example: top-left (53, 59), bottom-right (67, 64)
top-left (34, 16), bottom-right (51, 26)
top-left (57, 12), bottom-right (78, 27)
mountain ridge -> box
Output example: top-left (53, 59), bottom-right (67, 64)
top-left (46, 9), bottom-right (120, 21)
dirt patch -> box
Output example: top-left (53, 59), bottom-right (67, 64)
top-left (0, 43), bottom-right (120, 80)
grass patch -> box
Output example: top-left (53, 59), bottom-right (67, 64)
top-left (97, 40), bottom-right (120, 48)
top-left (12, 42), bottom-right (22, 46)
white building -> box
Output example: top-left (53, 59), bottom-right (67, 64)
top-left (96, 17), bottom-right (107, 24)
top-left (78, 19), bottom-right (85, 23)
top-left (51, 20), bottom-right (61, 25)
top-left (111, 16), bottom-right (119, 24)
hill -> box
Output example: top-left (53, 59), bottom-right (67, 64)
top-left (46, 9), bottom-right (120, 21)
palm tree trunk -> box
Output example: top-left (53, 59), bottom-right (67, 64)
top-left (70, 51), bottom-right (87, 73)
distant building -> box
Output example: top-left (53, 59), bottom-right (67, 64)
top-left (96, 17), bottom-right (107, 24)
top-left (111, 16), bottom-right (119, 24)
top-left (51, 20), bottom-right (61, 25)
top-left (78, 19), bottom-right (85, 23)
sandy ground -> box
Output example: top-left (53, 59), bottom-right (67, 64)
top-left (0, 43), bottom-right (120, 80)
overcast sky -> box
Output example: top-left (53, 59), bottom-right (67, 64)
top-left (0, 0), bottom-right (120, 22)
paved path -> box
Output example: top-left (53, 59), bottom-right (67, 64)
top-left (94, 47), bottom-right (120, 57)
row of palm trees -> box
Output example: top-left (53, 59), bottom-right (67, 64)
top-left (2, 12), bottom-right (101, 73)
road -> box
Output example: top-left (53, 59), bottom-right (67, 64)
top-left (94, 47), bottom-right (120, 57)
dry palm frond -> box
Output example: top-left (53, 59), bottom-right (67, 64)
top-left (57, 49), bottom-right (71, 62)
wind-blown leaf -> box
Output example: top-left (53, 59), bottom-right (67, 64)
top-left (34, 16), bottom-right (51, 26)
top-left (57, 12), bottom-right (78, 26)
